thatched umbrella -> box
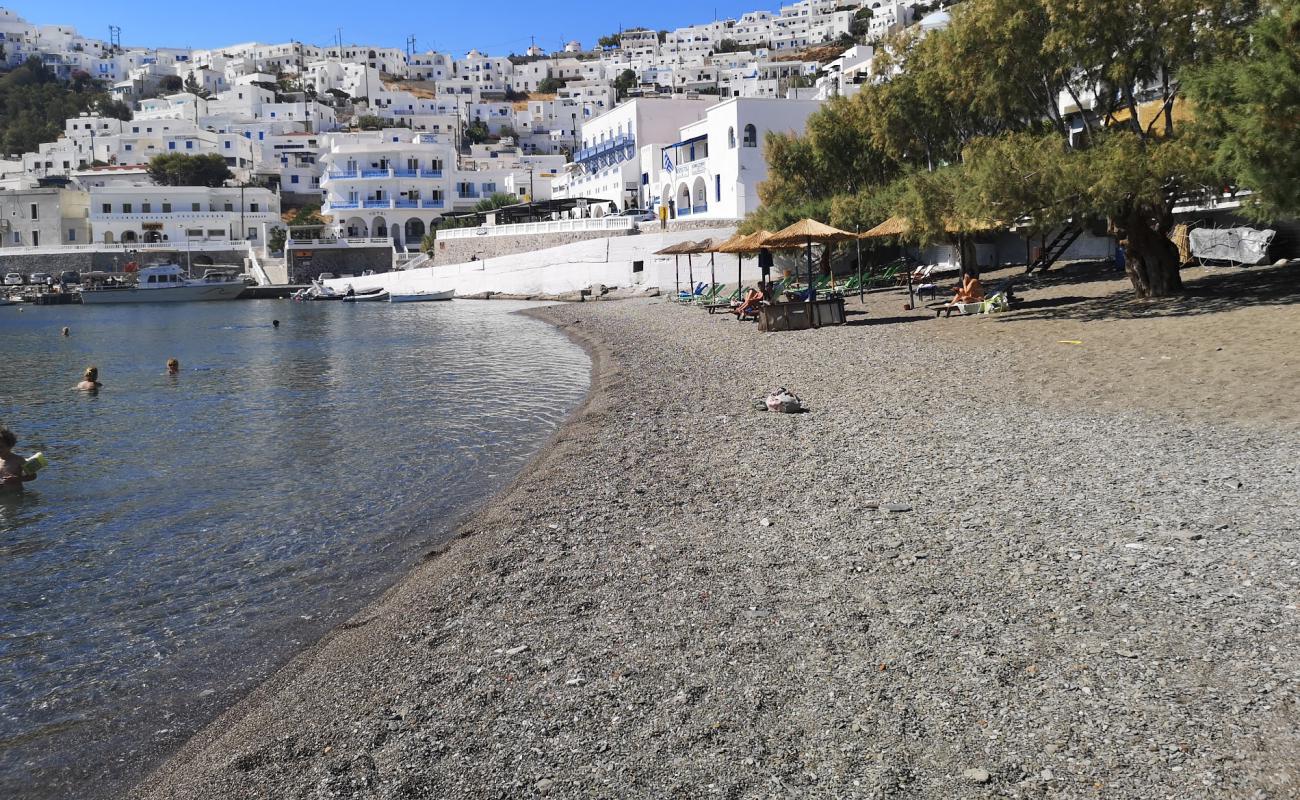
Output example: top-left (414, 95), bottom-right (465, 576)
top-left (860, 215), bottom-right (1001, 304)
top-left (717, 230), bottom-right (773, 300)
top-left (766, 219), bottom-right (857, 303)
top-left (655, 239), bottom-right (700, 297)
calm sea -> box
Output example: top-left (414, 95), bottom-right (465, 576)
top-left (0, 298), bottom-right (590, 799)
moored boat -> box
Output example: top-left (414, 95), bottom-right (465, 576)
top-left (388, 289), bottom-right (454, 303)
top-left (341, 287), bottom-right (389, 303)
top-left (79, 264), bottom-right (245, 304)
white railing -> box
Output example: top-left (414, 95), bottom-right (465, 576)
top-left (283, 237), bottom-right (393, 248)
top-left (0, 241), bottom-right (251, 257)
top-left (438, 216), bottom-right (635, 241)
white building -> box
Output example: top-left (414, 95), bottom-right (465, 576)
top-left (553, 97), bottom-right (717, 211)
top-left (649, 97), bottom-right (823, 220)
top-left (88, 184), bottom-right (279, 245)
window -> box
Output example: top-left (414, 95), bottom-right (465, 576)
top-left (162, 203), bottom-right (171, 213)
top-left (30, 231), bottom-right (38, 247)
top-left (743, 124), bottom-right (758, 147)
top-left (224, 203), bottom-right (233, 212)
top-left (122, 203), bottom-right (132, 213)
top-left (632, 260), bottom-right (644, 273)
top-left (125, 144), bottom-right (133, 151)
top-left (249, 203), bottom-right (259, 212)
top-left (68, 229), bottom-right (75, 242)
top-left (290, 175), bottom-right (299, 184)
top-left (191, 203), bottom-right (200, 212)
top-left (102, 203), bottom-right (111, 213)
top-left (224, 141), bottom-right (231, 149)
top-left (168, 141), bottom-right (176, 150)
top-left (728, 127), bottom-right (736, 149)
top-left (142, 203), bottom-right (151, 213)
top-left (185, 141), bottom-right (193, 150)
top-left (715, 175), bottom-right (721, 202)
top-left (29, 203), bottom-right (37, 220)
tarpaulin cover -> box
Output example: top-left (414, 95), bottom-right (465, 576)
top-left (1188, 227), bottom-right (1276, 265)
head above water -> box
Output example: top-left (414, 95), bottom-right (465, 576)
top-left (272, 319), bottom-right (280, 328)
top-left (167, 358), bottom-right (179, 374)
top-left (0, 425), bottom-right (15, 451)
top-left (83, 366), bottom-right (98, 382)
top-left (61, 327), bottom-right (70, 336)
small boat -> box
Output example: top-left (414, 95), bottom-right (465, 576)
top-left (80, 264), bottom-right (245, 304)
top-left (293, 280), bottom-right (344, 301)
top-left (388, 289), bottom-right (454, 303)
top-left (0, 296), bottom-right (20, 306)
top-left (341, 287), bottom-right (389, 303)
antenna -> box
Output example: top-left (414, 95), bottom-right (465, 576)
top-left (406, 34), bottom-right (416, 59)
top-left (108, 25), bottom-right (121, 53)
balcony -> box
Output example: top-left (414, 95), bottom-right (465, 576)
top-left (363, 199), bottom-right (391, 208)
top-left (325, 201), bottom-right (359, 210)
top-left (327, 167), bottom-right (444, 181)
top-left (457, 189), bottom-right (480, 199)
top-left (392, 168), bottom-right (417, 177)
top-left (418, 168), bottom-right (443, 178)
top-left (361, 168), bottom-right (390, 178)
top-left (327, 170), bottom-right (357, 179)
top-left (394, 199), bottom-right (418, 208)
top-left (421, 199), bottom-right (445, 208)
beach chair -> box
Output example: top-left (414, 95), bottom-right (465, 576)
top-left (673, 282), bottom-right (706, 302)
top-left (691, 284), bottom-right (727, 306)
top-left (705, 287), bottom-right (745, 314)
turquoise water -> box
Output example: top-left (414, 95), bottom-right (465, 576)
top-left (0, 299), bottom-right (590, 799)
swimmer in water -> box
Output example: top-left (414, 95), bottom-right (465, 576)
top-left (272, 319), bottom-right (280, 328)
top-left (0, 426), bottom-right (35, 494)
top-left (166, 358), bottom-right (180, 375)
top-left (61, 327), bottom-right (70, 336)
top-left (76, 366), bottom-right (102, 391)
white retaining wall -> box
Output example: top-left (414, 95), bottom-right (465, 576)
top-left (321, 227), bottom-right (743, 297)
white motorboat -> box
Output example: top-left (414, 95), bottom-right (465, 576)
top-left (341, 287), bottom-right (389, 303)
top-left (293, 280), bottom-right (345, 301)
top-left (79, 264), bottom-right (245, 304)
top-left (388, 289), bottom-right (454, 303)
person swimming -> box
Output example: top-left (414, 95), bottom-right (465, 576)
top-left (0, 426), bottom-right (35, 494)
top-left (61, 327), bottom-right (70, 337)
top-left (76, 366), bottom-right (102, 391)
top-left (166, 358), bottom-right (180, 375)
top-left (272, 319), bottom-right (280, 328)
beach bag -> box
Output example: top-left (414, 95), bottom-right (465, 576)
top-left (765, 388), bottom-right (803, 414)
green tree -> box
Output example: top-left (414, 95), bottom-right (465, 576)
top-left (463, 119), bottom-right (491, 144)
top-left (354, 115), bottom-right (385, 130)
top-left (1184, 0), bottom-right (1300, 219)
top-left (613, 69), bottom-right (637, 100)
top-left (160, 75), bottom-right (184, 92)
top-left (598, 33), bottom-right (621, 49)
top-left (182, 72), bottom-right (209, 98)
top-left (537, 76), bottom-right (566, 94)
top-left (147, 153), bottom-right (233, 187)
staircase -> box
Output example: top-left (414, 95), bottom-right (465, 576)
top-left (1027, 224), bottom-right (1084, 274)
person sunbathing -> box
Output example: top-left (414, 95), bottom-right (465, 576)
top-left (730, 288), bottom-right (764, 319)
top-left (936, 274), bottom-right (985, 317)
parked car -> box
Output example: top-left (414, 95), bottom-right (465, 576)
top-left (59, 271), bottom-right (81, 285)
top-left (29, 273), bottom-right (51, 286)
top-left (3, 273), bottom-right (23, 286)
top-left (619, 208), bottom-right (656, 222)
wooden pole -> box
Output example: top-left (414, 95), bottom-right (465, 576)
top-left (855, 225), bottom-right (863, 303)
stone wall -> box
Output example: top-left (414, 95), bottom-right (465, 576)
top-left (430, 228), bottom-right (639, 267)
top-left (0, 249), bottom-right (247, 275)
top-left (285, 246), bottom-right (393, 283)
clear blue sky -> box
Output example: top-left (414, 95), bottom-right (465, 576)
top-left (34, 1), bottom-right (771, 55)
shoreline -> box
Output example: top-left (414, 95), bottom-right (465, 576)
top-left (131, 289), bottom-right (1299, 798)
top-left (127, 305), bottom-right (613, 798)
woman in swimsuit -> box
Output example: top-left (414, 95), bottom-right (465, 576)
top-left (76, 366), bottom-right (102, 391)
top-left (0, 426), bottom-right (35, 494)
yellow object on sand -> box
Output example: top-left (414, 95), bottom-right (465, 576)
top-left (1058, 340), bottom-right (1084, 345)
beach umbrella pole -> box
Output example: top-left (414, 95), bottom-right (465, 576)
top-left (806, 238), bottom-right (815, 304)
top-left (855, 225), bottom-right (864, 303)
top-left (737, 253), bottom-right (743, 301)
top-left (710, 252), bottom-right (716, 295)
top-left (674, 255), bottom-right (680, 297)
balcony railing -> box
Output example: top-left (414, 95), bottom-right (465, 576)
top-left (421, 199), bottom-right (445, 208)
top-left (326, 167), bottom-right (444, 181)
top-left (363, 199), bottom-right (391, 208)
top-left (438, 216), bottom-right (635, 240)
top-left (418, 168), bottom-right (443, 178)
top-left (326, 201), bottom-right (359, 210)
top-left (327, 170), bottom-right (357, 179)
top-left (392, 168), bottom-right (417, 177)
top-left (394, 200), bottom-right (418, 208)
top-left (361, 168), bottom-right (391, 178)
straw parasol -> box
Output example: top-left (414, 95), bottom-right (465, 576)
top-left (716, 230), bottom-right (773, 300)
top-left (655, 239), bottom-right (699, 297)
top-left (765, 219), bottom-right (857, 303)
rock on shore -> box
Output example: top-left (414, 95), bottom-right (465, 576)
top-left (133, 298), bottom-right (1300, 799)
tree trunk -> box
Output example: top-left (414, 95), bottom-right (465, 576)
top-left (1117, 205), bottom-right (1182, 298)
top-left (957, 236), bottom-right (979, 278)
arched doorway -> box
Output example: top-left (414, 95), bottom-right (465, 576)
top-left (345, 217), bottom-right (368, 238)
top-left (691, 177), bottom-right (708, 214)
top-left (371, 215), bottom-right (388, 239)
top-left (676, 184), bottom-right (692, 215)
top-left (103, 231), bottom-right (115, 244)
top-left (120, 230), bottom-right (138, 243)
top-left (144, 230), bottom-right (162, 243)
top-left (404, 218), bottom-right (426, 243)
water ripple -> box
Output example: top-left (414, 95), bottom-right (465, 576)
top-left (0, 299), bottom-right (589, 799)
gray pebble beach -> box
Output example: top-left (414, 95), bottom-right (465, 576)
top-left (132, 297), bottom-right (1300, 799)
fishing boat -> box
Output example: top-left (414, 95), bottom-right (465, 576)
top-left (388, 289), bottom-right (454, 303)
top-left (79, 264), bottom-right (245, 304)
top-left (341, 287), bottom-right (389, 303)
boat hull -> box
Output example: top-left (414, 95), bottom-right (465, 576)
top-left (389, 290), bottom-right (454, 303)
top-left (80, 283), bottom-right (247, 304)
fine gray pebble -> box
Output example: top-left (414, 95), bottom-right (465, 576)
top-left (132, 298), bottom-right (1300, 799)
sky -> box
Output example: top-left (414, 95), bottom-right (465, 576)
top-left (25, 0), bottom-right (773, 55)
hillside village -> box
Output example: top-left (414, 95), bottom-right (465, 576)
top-left (0, 1), bottom-right (951, 255)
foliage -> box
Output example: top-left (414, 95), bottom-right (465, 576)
top-left (0, 57), bottom-right (128, 156)
top-left (747, 0), bottom-right (1265, 297)
top-left (598, 33), bottom-right (621, 49)
top-left (268, 205), bottom-right (325, 253)
top-left (354, 115), bottom-right (385, 130)
top-left (160, 75), bottom-right (184, 92)
top-left (537, 76), bottom-right (566, 94)
top-left (182, 72), bottom-right (209, 98)
top-left (429, 193), bottom-right (519, 238)
top-left (1184, 0), bottom-right (1300, 219)
top-left (146, 153), bottom-right (233, 187)
top-left (463, 119), bottom-right (491, 145)
top-left (614, 69), bottom-right (637, 100)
